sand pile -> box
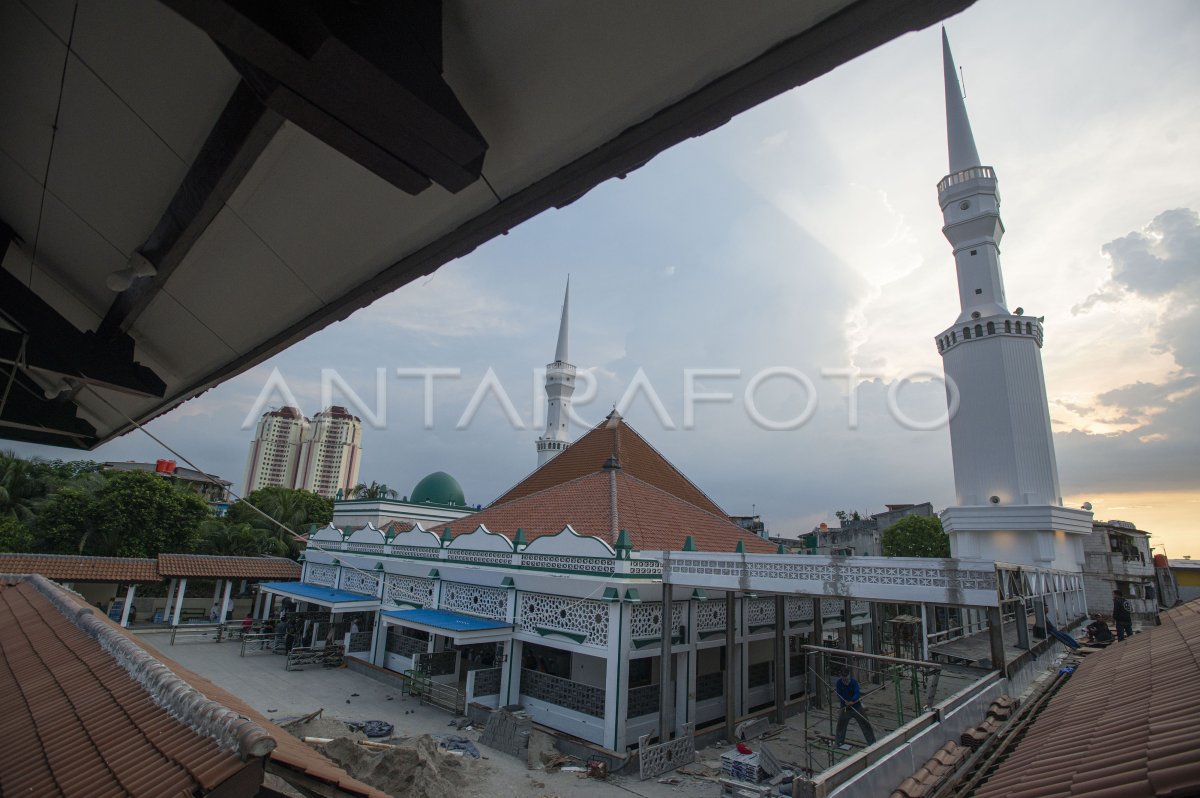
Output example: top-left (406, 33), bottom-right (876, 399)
top-left (288, 715), bottom-right (367, 741)
top-left (318, 734), bottom-right (486, 798)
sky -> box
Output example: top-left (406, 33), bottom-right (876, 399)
top-left (9, 0), bottom-right (1200, 557)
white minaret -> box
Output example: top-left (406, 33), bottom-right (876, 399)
top-left (935, 30), bottom-right (1091, 571)
top-left (536, 279), bottom-right (575, 467)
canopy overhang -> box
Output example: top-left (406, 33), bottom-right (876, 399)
top-left (0, 0), bottom-right (973, 448)
top-left (260, 581), bottom-right (380, 611)
top-left (382, 607), bottom-right (512, 645)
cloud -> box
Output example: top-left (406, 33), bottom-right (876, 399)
top-left (1057, 209), bottom-right (1200, 493)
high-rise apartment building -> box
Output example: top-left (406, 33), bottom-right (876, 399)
top-left (243, 406), bottom-right (308, 494)
top-left (296, 406), bottom-right (363, 498)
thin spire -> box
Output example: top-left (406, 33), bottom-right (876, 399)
top-left (942, 28), bottom-right (982, 174)
top-left (554, 276), bottom-right (570, 363)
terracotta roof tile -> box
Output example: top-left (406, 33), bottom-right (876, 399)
top-left (974, 599), bottom-right (1200, 798)
top-left (157, 553), bottom-right (301, 579)
top-left (0, 578), bottom-right (250, 796)
top-left (0, 573), bottom-right (387, 798)
top-left (0, 553), bottom-right (160, 582)
top-left (434, 470), bottom-right (775, 553)
top-left (491, 412), bottom-right (727, 516)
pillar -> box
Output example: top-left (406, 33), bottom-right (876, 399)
top-left (919, 603), bottom-right (931, 660)
top-left (172, 578), bottom-right (188, 626)
top-left (1032, 599), bottom-right (1047, 639)
top-left (986, 606), bottom-right (1006, 676)
top-left (1014, 601), bottom-right (1030, 650)
top-left (724, 591), bottom-right (736, 739)
top-left (221, 579), bottom-right (233, 624)
top-left (809, 598), bottom-right (823, 709)
top-left (773, 595), bottom-right (787, 723)
top-left (164, 578), bottom-right (177, 623)
top-left (211, 578), bottom-right (223, 608)
top-left (659, 587), bottom-right (674, 741)
top-left (840, 599), bottom-right (852, 654)
top-left (119, 584), bottom-right (136, 627)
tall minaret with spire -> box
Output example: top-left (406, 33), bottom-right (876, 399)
top-left (536, 279), bottom-right (575, 467)
top-left (934, 30), bottom-right (1091, 571)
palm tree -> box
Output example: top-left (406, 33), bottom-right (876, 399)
top-left (0, 451), bottom-right (53, 523)
top-left (350, 480), bottom-right (399, 500)
top-left (245, 491), bottom-right (311, 556)
top-left (199, 520), bottom-right (289, 557)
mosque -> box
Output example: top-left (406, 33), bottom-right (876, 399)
top-left (262, 30), bottom-right (1091, 791)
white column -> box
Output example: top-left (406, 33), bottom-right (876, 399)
top-left (919, 603), bottom-right (930, 660)
top-left (221, 579), bottom-right (233, 623)
top-left (172, 578), bottom-right (188, 626)
top-left (119, 585), bottom-right (136, 627)
top-left (211, 578), bottom-right (223, 606)
top-left (164, 578), bottom-right (177, 623)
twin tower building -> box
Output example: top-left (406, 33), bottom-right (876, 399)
top-left (533, 30), bottom-right (1092, 573)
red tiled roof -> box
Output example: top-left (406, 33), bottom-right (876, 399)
top-left (0, 553), bottom-right (160, 582)
top-left (156, 553), bottom-right (301, 579)
top-left (435, 471), bottom-right (775, 554)
top-left (974, 600), bottom-right (1200, 798)
top-left (491, 411), bottom-right (727, 516)
top-left (381, 520), bottom-right (415, 536)
top-left (0, 577), bottom-right (253, 796)
top-left (120, 641), bottom-right (389, 798)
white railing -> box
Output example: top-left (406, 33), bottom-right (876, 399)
top-left (937, 165), bottom-right (996, 192)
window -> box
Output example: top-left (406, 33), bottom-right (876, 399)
top-left (987, 321), bottom-right (995, 335)
top-left (963, 327), bottom-right (971, 340)
top-left (975, 324), bottom-right (983, 337)
top-left (1026, 322), bottom-right (1033, 335)
top-left (1005, 320), bottom-right (1012, 333)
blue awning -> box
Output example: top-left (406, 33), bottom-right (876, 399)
top-left (382, 608), bottom-right (512, 642)
top-left (259, 581), bottom-right (380, 608)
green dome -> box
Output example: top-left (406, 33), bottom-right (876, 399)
top-left (411, 471), bottom-right (466, 506)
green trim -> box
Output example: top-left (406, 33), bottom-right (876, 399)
top-left (514, 528), bottom-right (527, 549)
top-left (735, 540), bottom-right (745, 553)
top-left (601, 587), bottom-right (620, 602)
top-left (692, 589), bottom-right (708, 601)
top-left (305, 547), bottom-right (663, 578)
top-left (682, 535), bottom-right (697, 552)
top-left (535, 627), bottom-right (587, 644)
top-left (427, 568), bottom-right (440, 579)
top-left (624, 589), bottom-right (642, 603)
top-left (500, 576), bottom-right (516, 588)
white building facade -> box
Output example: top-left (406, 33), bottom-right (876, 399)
top-left (243, 406), bottom-right (309, 494)
top-left (933, 31), bottom-right (1091, 572)
top-left (296, 406), bottom-right (363, 499)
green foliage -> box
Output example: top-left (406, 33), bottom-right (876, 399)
top-left (0, 450), bottom-right (57, 523)
top-left (0, 515), bottom-right (33, 552)
top-left (197, 519), bottom-right (289, 557)
top-left (834, 509), bottom-right (862, 524)
top-left (226, 487), bottom-right (332, 557)
top-left (350, 481), bottom-right (399, 500)
top-left (881, 515), bottom-right (950, 558)
top-left (34, 470), bottom-right (209, 557)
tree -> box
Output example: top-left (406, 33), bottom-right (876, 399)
top-left (881, 515), bottom-right (950, 558)
top-left (0, 515), bottom-right (33, 552)
top-left (0, 450), bottom-right (55, 523)
top-left (197, 519), bottom-right (289, 557)
top-left (226, 487), bottom-right (333, 557)
top-left (35, 470), bottom-right (210, 557)
top-left (350, 481), bottom-right (399, 500)
top-left (834, 509), bottom-right (862, 525)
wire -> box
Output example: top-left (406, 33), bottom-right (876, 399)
top-left (76, 384), bottom-right (370, 576)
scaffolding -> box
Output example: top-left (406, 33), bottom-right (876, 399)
top-left (799, 645), bottom-right (942, 776)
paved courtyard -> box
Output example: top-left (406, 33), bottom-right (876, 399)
top-left (138, 632), bottom-right (722, 798)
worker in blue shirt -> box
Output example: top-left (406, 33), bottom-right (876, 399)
top-left (834, 669), bottom-right (876, 750)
